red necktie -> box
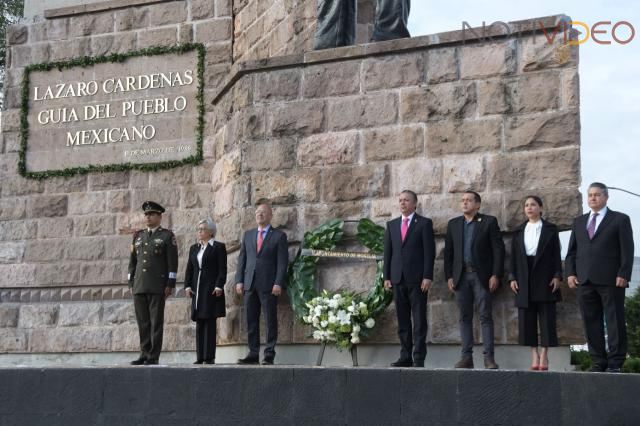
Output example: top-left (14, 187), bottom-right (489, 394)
top-left (257, 229), bottom-right (264, 252)
top-left (401, 218), bottom-right (409, 242)
top-left (587, 213), bottom-right (598, 239)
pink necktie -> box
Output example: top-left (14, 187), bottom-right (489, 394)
top-left (401, 218), bottom-right (409, 242)
top-left (587, 213), bottom-right (598, 239)
top-left (257, 229), bottom-right (264, 252)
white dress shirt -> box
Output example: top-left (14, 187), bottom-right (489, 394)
top-left (587, 206), bottom-right (608, 233)
top-left (524, 220), bottom-right (543, 256)
top-left (401, 212), bottom-right (415, 228)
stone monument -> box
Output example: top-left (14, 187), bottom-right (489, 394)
top-left (0, 0), bottom-right (583, 368)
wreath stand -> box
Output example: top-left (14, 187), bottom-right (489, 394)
top-left (316, 342), bottom-right (359, 367)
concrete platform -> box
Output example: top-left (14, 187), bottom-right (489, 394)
top-left (0, 365), bottom-right (638, 425)
top-left (0, 344), bottom-right (573, 371)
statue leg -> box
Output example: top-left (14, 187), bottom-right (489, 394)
top-left (372, 0), bottom-right (411, 42)
top-left (314, 0), bottom-right (357, 50)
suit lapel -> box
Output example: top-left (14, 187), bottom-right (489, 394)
top-left (470, 213), bottom-right (481, 249)
top-left (250, 229), bottom-right (258, 254)
top-left (258, 227), bottom-right (274, 255)
top-left (533, 221), bottom-right (552, 268)
top-left (402, 215), bottom-right (419, 246)
top-left (202, 242), bottom-right (213, 266)
top-left (592, 210), bottom-right (614, 240)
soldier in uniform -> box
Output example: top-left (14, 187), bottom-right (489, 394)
top-left (128, 201), bottom-right (179, 365)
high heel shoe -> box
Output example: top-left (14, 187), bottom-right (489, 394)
top-left (538, 365), bottom-right (548, 371)
top-left (530, 364), bottom-right (540, 371)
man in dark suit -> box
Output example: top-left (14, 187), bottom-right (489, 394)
top-left (383, 190), bottom-right (435, 367)
top-left (566, 182), bottom-right (634, 373)
top-left (128, 201), bottom-right (179, 365)
top-left (444, 190), bottom-right (504, 369)
top-left (235, 203), bottom-right (289, 365)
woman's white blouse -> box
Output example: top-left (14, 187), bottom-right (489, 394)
top-left (524, 220), bottom-right (543, 256)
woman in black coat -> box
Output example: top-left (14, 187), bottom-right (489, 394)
top-left (509, 196), bottom-right (562, 371)
top-left (184, 218), bottom-right (227, 364)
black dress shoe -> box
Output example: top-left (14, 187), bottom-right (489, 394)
top-left (454, 358), bottom-right (474, 369)
top-left (204, 360), bottom-right (215, 365)
top-left (143, 359), bottom-right (159, 365)
top-left (237, 355), bottom-right (259, 365)
top-left (606, 367), bottom-right (621, 373)
top-left (130, 357), bottom-right (146, 365)
top-left (262, 358), bottom-right (274, 365)
top-left (390, 359), bottom-right (413, 367)
top-left (413, 361), bottom-right (425, 368)
top-left (193, 360), bottom-right (204, 365)
top-left (588, 365), bottom-right (606, 372)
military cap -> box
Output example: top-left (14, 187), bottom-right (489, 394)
top-left (142, 201), bottom-right (165, 214)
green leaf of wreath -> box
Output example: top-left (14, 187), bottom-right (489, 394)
top-left (286, 218), bottom-right (392, 348)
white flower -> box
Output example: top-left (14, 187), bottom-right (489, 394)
top-left (365, 318), bottom-right (375, 329)
top-left (313, 330), bottom-right (324, 340)
top-left (352, 324), bottom-right (361, 333)
top-left (312, 317), bottom-right (320, 327)
top-left (347, 305), bottom-right (355, 313)
top-left (328, 299), bottom-right (339, 309)
top-left (333, 294), bottom-right (342, 300)
top-left (351, 336), bottom-right (360, 344)
top-left (328, 314), bottom-right (338, 324)
top-left (320, 320), bottom-right (328, 328)
top-left (337, 310), bottom-right (351, 325)
top-left (359, 302), bottom-right (367, 310)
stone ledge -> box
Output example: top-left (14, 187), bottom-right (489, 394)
top-left (0, 286), bottom-right (193, 303)
top-left (0, 366), bottom-right (637, 424)
top-left (212, 14), bottom-right (572, 104)
top-left (44, 0), bottom-right (170, 19)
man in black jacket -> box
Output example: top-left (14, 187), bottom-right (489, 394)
top-left (444, 191), bottom-right (505, 369)
top-left (383, 190), bottom-right (435, 367)
top-left (566, 182), bottom-right (634, 372)
top-left (235, 203), bottom-right (289, 365)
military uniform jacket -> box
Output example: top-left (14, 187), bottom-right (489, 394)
top-left (128, 227), bottom-right (179, 294)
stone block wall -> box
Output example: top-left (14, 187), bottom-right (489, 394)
top-left (0, 9), bottom-right (584, 356)
top-left (209, 16), bottom-right (583, 348)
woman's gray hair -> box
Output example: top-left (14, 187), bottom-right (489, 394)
top-left (197, 218), bottom-right (217, 237)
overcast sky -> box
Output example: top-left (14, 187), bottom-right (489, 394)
top-left (408, 1), bottom-right (640, 252)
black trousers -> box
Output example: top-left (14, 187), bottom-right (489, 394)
top-left (577, 283), bottom-right (627, 369)
top-left (518, 302), bottom-right (558, 347)
top-left (133, 293), bottom-right (165, 361)
top-left (393, 280), bottom-right (428, 362)
top-left (455, 272), bottom-right (494, 357)
top-left (314, 0), bottom-right (410, 49)
top-left (196, 318), bottom-right (217, 362)
top-left (245, 289), bottom-right (278, 359)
